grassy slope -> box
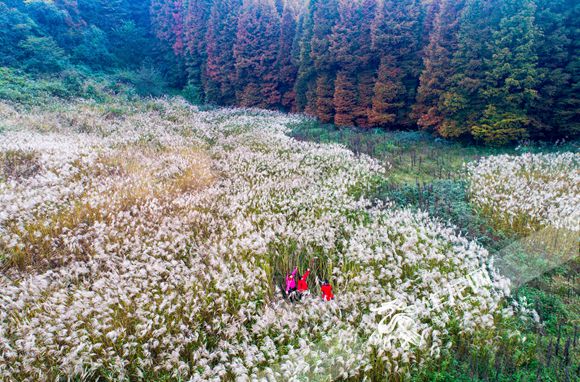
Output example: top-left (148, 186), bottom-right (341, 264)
top-left (1, 83), bottom-right (576, 379)
top-left (291, 120), bottom-right (579, 381)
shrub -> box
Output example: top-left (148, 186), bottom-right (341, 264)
top-left (72, 26), bottom-right (114, 69)
top-left (18, 36), bottom-right (69, 74)
top-left (182, 83), bottom-right (203, 105)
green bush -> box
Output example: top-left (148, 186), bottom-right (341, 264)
top-left (0, 67), bottom-right (113, 103)
top-left (72, 26), bottom-right (114, 69)
top-left (182, 83), bottom-right (204, 105)
top-left (115, 64), bottom-right (168, 97)
top-left (18, 36), bottom-right (69, 74)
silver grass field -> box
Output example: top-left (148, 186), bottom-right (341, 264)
top-left (0, 98), bottom-right (577, 381)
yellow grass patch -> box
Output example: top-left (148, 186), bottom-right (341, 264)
top-left (1, 145), bottom-right (216, 272)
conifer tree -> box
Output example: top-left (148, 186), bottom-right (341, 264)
top-left (311, 0), bottom-right (338, 73)
top-left (315, 73), bottom-right (335, 123)
top-left (205, 0), bottom-right (242, 104)
top-left (311, 0), bottom-right (339, 121)
top-left (234, 0), bottom-right (281, 108)
top-left (330, 0), bottom-right (375, 126)
top-left (140, 0), bottom-right (580, 143)
top-left (334, 71), bottom-right (357, 126)
top-left (150, 0), bottom-right (185, 55)
top-left (473, 0), bottom-right (540, 145)
top-left (370, 0), bottom-right (421, 128)
top-left (330, 0), bottom-right (375, 72)
top-left (356, 70), bottom-right (376, 127)
top-left (533, 0), bottom-right (579, 138)
top-left (413, 0), bottom-right (465, 132)
top-left (184, 0), bottom-right (212, 103)
top-left (276, 1), bottom-right (298, 110)
top-left (293, 4), bottom-right (316, 113)
top-left (555, 0), bottom-right (580, 137)
top-left (418, 0), bottom-right (440, 53)
top-left (99, 0), bottom-right (130, 31)
top-left (438, 0), bottom-right (497, 138)
top-left (369, 57), bottom-right (405, 126)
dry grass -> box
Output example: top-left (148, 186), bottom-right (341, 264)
top-left (0, 149), bottom-right (42, 181)
top-left (1, 145), bottom-right (216, 272)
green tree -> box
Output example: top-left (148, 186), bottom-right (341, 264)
top-left (110, 21), bottom-right (151, 68)
top-left (474, 0), bottom-right (540, 145)
top-left (414, 0), bottom-right (465, 132)
top-left (311, 0), bottom-right (339, 120)
top-left (19, 36), bottom-right (69, 73)
top-left (370, 0), bottom-right (421, 128)
top-left (0, 3), bottom-right (37, 67)
top-left (438, 0), bottom-right (497, 138)
top-left (72, 25), bottom-right (113, 69)
top-left (533, 0), bottom-right (579, 138)
top-left (293, 3), bottom-right (316, 113)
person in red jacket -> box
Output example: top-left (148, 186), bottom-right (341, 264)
top-left (320, 279), bottom-right (334, 301)
top-left (297, 268), bottom-right (311, 297)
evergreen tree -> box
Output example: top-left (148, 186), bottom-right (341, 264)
top-left (438, 0), bottom-right (497, 138)
top-left (311, 0), bottom-right (339, 120)
top-left (555, 0), bottom-right (580, 137)
top-left (184, 0), bottom-right (212, 103)
top-left (98, 0), bottom-right (130, 31)
top-left (414, 0), bottom-right (465, 132)
top-left (2, 0), bottom-right (577, 143)
top-left (0, 3), bottom-right (37, 67)
top-left (370, 0), bottom-right (421, 128)
top-left (311, 0), bottom-right (338, 73)
top-left (72, 25), bottom-right (113, 68)
top-left (276, 1), bottom-right (298, 110)
top-left (293, 2), bottom-right (316, 113)
top-left (19, 36), bottom-right (69, 73)
top-left (29, 0), bottom-right (78, 47)
top-left (234, 0), bottom-right (281, 108)
top-left (205, 0), bottom-right (242, 104)
top-left (473, 0), bottom-right (540, 145)
top-left (110, 21), bottom-right (151, 68)
top-left (315, 73), bottom-right (335, 123)
top-left (334, 71), bottom-right (357, 126)
top-left (533, 0), bottom-right (579, 138)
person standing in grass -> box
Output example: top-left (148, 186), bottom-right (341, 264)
top-left (320, 279), bottom-right (334, 301)
top-left (285, 266), bottom-right (298, 300)
top-left (297, 268), bottom-right (311, 297)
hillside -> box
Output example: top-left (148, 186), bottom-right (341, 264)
top-left (0, 0), bottom-right (579, 381)
top-left (0, 98), bottom-right (578, 381)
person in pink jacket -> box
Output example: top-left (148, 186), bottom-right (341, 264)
top-left (285, 266), bottom-right (298, 294)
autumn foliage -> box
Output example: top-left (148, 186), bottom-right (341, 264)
top-left (149, 0), bottom-right (580, 145)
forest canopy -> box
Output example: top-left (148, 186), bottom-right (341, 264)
top-left (1, 0), bottom-right (578, 145)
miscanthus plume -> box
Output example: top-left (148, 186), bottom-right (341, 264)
top-left (467, 152), bottom-right (579, 233)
